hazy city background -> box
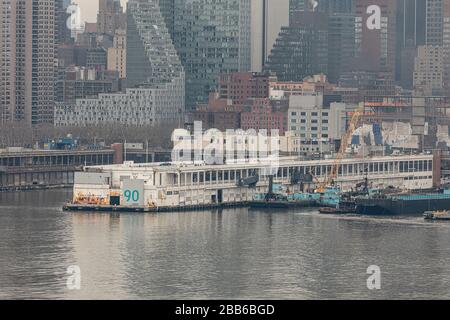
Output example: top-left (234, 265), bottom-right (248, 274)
top-left (3, 1), bottom-right (450, 301)
top-left (2, 0), bottom-right (450, 190)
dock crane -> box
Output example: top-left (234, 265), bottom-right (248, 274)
top-left (315, 104), bottom-right (365, 193)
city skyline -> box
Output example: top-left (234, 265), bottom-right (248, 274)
top-left (74, 0), bottom-right (127, 22)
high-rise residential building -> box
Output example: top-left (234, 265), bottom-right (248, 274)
top-left (354, 0), bottom-right (396, 77)
top-left (413, 45), bottom-right (444, 94)
top-left (32, 0), bottom-right (56, 125)
top-left (157, 0), bottom-right (252, 111)
top-left (442, 0), bottom-right (450, 89)
top-left (264, 11), bottom-right (328, 82)
top-left (0, 0), bottom-right (55, 125)
top-left (55, 0), bottom-right (185, 126)
top-left (107, 29), bottom-right (127, 79)
top-left (0, 0), bottom-right (18, 123)
top-left (97, 0), bottom-right (126, 37)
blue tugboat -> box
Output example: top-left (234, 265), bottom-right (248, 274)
top-left (316, 186), bottom-right (357, 214)
top-left (249, 176), bottom-right (317, 209)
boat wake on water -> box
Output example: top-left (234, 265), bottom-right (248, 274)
top-left (294, 209), bottom-right (450, 228)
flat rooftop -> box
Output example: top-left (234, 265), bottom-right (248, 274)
top-left (84, 154), bottom-right (434, 173)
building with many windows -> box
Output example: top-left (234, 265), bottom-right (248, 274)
top-left (395, 0), bottom-right (426, 87)
top-left (55, 67), bottom-right (120, 104)
top-left (54, 0), bottom-right (185, 127)
top-left (264, 11), bottom-right (328, 82)
top-left (218, 72), bottom-right (270, 110)
top-left (0, 0), bottom-right (55, 125)
top-left (240, 98), bottom-right (289, 135)
top-left (413, 45), bottom-right (444, 94)
top-left (426, 0), bottom-right (444, 46)
top-left (107, 29), bottom-right (127, 79)
top-left (97, 0), bottom-right (126, 37)
top-left (287, 94), bottom-right (347, 153)
top-left (354, 0), bottom-right (396, 77)
top-left (443, 0), bottom-right (450, 89)
top-left (158, 0), bottom-right (252, 110)
top-left (327, 13), bottom-right (356, 83)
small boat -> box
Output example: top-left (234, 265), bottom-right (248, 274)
top-left (424, 210), bottom-right (450, 221)
top-left (319, 206), bottom-right (356, 215)
top-left (319, 207), bottom-right (340, 214)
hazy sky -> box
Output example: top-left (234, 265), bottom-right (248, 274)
top-left (74, 0), bottom-right (128, 23)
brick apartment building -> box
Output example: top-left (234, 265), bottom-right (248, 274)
top-left (218, 72), bottom-right (270, 110)
top-left (240, 98), bottom-right (289, 135)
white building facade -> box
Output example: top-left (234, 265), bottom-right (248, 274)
top-left (287, 94), bottom-right (348, 153)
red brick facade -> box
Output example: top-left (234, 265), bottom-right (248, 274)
top-left (240, 98), bottom-right (288, 135)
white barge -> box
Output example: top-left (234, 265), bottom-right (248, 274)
top-left (64, 154), bottom-right (437, 212)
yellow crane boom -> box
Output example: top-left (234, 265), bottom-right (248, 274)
top-left (315, 104), bottom-right (365, 193)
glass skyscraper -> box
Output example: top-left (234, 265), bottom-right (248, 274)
top-left (265, 11), bottom-right (329, 82)
top-left (159, 0), bottom-right (252, 110)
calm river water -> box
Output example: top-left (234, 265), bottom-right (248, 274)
top-left (1, 189), bottom-right (450, 300)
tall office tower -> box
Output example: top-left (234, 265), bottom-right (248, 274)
top-left (327, 13), bottom-right (356, 83)
top-left (443, 0), bottom-right (450, 89)
top-left (251, 0), bottom-right (289, 72)
top-left (396, 0), bottom-right (427, 87)
top-left (55, 0), bottom-right (72, 45)
top-left (285, 0), bottom-right (354, 83)
top-left (397, 0), bottom-right (426, 47)
top-left (316, 0), bottom-right (353, 14)
top-left (426, 0), bottom-right (444, 45)
top-left (97, 0), bottom-right (126, 37)
top-left (354, 0), bottom-right (396, 77)
top-left (0, 0), bottom-right (55, 125)
top-left (55, 0), bottom-right (185, 126)
top-left (158, 0), bottom-right (252, 110)
top-left (265, 11), bottom-right (328, 82)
